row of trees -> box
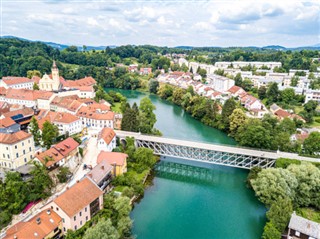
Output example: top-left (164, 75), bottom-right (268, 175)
top-left (0, 163), bottom-right (53, 229)
top-left (248, 162), bottom-right (320, 238)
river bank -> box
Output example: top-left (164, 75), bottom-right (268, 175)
top-left (105, 88), bottom-right (266, 239)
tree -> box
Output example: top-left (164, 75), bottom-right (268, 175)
top-left (287, 163), bottom-right (320, 208)
top-left (258, 86), bottom-right (267, 100)
top-left (172, 88), bottom-right (185, 106)
top-left (57, 167), bottom-right (71, 183)
top-left (33, 82), bottom-right (40, 90)
top-left (262, 222), bottom-right (281, 239)
top-left (133, 147), bottom-right (156, 169)
top-left (41, 121), bottom-right (59, 149)
top-left (276, 118), bottom-right (296, 135)
top-left (290, 76), bottom-right (299, 87)
top-left (234, 73), bottom-right (243, 86)
top-left (29, 116), bottom-right (41, 146)
top-left (266, 198), bottom-right (293, 232)
top-left (221, 98), bottom-right (237, 131)
top-left (266, 83), bottom-right (279, 104)
top-left (83, 218), bottom-right (120, 239)
top-left (121, 103), bottom-right (139, 132)
top-left (158, 84), bottom-right (173, 99)
top-left (228, 108), bottom-right (247, 137)
top-left (149, 79), bottom-right (159, 94)
top-left (251, 168), bottom-right (298, 206)
top-left (27, 70), bottom-right (41, 79)
top-left (303, 132), bottom-right (320, 156)
top-left (139, 97), bottom-right (156, 134)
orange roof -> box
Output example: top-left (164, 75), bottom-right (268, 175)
top-left (33, 90), bottom-right (54, 100)
top-left (98, 128), bottom-right (116, 145)
top-left (0, 87), bottom-right (7, 95)
top-left (228, 85), bottom-right (243, 94)
top-left (64, 76), bottom-right (96, 88)
top-left (0, 117), bottom-right (16, 128)
top-left (2, 77), bottom-right (33, 85)
top-left (6, 88), bottom-right (35, 101)
top-left (35, 137), bottom-right (79, 167)
top-left (54, 112), bottom-right (80, 124)
top-left (76, 106), bottom-right (114, 120)
top-left (274, 109), bottom-right (291, 118)
top-left (36, 111), bottom-right (80, 129)
top-left (53, 178), bottom-right (103, 217)
top-left (4, 209), bottom-right (62, 239)
top-left (0, 131), bottom-right (32, 144)
top-left (97, 151), bottom-right (128, 166)
top-left (3, 107), bottom-right (34, 118)
top-left (75, 85), bottom-right (94, 92)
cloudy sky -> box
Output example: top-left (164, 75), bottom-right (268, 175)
top-left (1, 0), bottom-right (319, 47)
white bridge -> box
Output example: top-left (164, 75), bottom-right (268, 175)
top-left (115, 130), bottom-right (320, 170)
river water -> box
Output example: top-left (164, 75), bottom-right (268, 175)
top-left (107, 89), bottom-right (266, 239)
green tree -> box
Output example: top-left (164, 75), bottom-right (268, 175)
top-left (303, 132), bottom-right (320, 156)
top-left (139, 97), bottom-right (156, 134)
top-left (149, 79), bottom-right (159, 94)
top-left (133, 147), bottom-right (156, 169)
top-left (290, 76), bottom-right (299, 87)
top-left (57, 167), bottom-right (71, 183)
top-left (287, 163), bottom-right (320, 208)
top-left (158, 84), bottom-right (173, 99)
top-left (251, 168), bottom-right (298, 206)
top-left (266, 83), bottom-right (279, 104)
top-left (172, 88), bottom-right (185, 106)
top-left (258, 86), bottom-right (267, 100)
top-left (41, 121), bottom-right (59, 149)
top-left (221, 98), bottom-right (237, 131)
top-left (228, 108), bottom-right (247, 137)
top-left (262, 222), bottom-right (281, 239)
top-left (33, 82), bottom-right (40, 90)
top-left (29, 116), bottom-right (41, 146)
top-left (266, 198), bottom-right (293, 232)
top-left (83, 218), bottom-right (120, 239)
top-left (234, 73), bottom-right (243, 86)
top-left (27, 70), bottom-right (41, 79)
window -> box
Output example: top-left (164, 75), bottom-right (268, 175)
top-left (15, 145), bottom-right (17, 149)
top-left (74, 226), bottom-right (77, 230)
top-left (23, 150), bottom-right (25, 154)
top-left (295, 231), bottom-right (300, 237)
top-left (63, 218), bottom-right (65, 223)
top-left (29, 147), bottom-right (31, 151)
top-left (7, 154), bottom-right (9, 159)
top-left (80, 211), bottom-right (82, 216)
top-left (22, 142), bottom-right (24, 146)
top-left (56, 207), bottom-right (59, 211)
top-left (85, 207), bottom-right (87, 212)
top-left (16, 153), bottom-right (19, 158)
top-left (3, 154), bottom-right (5, 158)
top-left (64, 227), bottom-right (66, 232)
top-left (80, 221), bottom-right (82, 225)
top-left (86, 216), bottom-right (88, 221)
top-left (74, 216), bottom-right (76, 221)
top-left (24, 158), bottom-right (27, 163)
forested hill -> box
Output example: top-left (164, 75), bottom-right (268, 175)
top-left (0, 38), bottom-right (319, 82)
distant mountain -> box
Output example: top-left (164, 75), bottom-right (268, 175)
top-left (1, 35), bottom-right (116, 51)
top-left (262, 45), bottom-right (287, 50)
top-left (174, 46), bottom-right (194, 50)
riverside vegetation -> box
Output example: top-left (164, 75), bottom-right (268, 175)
top-left (247, 159), bottom-right (320, 239)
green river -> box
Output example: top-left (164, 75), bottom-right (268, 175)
top-left (107, 89), bottom-right (266, 239)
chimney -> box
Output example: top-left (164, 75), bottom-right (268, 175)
top-left (66, 187), bottom-right (69, 190)
top-left (36, 217), bottom-right (41, 224)
top-left (14, 235), bottom-right (17, 239)
top-left (101, 165), bottom-right (104, 170)
top-left (47, 209), bottom-right (51, 215)
top-left (76, 180), bottom-right (79, 183)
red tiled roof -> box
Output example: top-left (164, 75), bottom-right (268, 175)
top-left (228, 85), bottom-right (243, 94)
top-left (4, 209), bottom-right (62, 239)
top-left (98, 128), bottom-right (116, 145)
top-left (3, 107), bottom-right (34, 118)
top-left (0, 131), bottom-right (32, 144)
top-left (76, 106), bottom-right (114, 120)
top-left (274, 109), bottom-right (291, 118)
top-left (53, 178), bottom-right (103, 217)
top-left (97, 151), bottom-right (127, 166)
top-left (0, 117), bottom-right (17, 128)
top-left (2, 77), bottom-right (33, 85)
top-left (0, 87), bottom-right (7, 95)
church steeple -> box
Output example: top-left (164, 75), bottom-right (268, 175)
top-left (52, 60), bottom-right (57, 70)
top-left (51, 60), bottom-right (60, 91)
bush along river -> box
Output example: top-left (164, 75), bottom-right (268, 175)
top-left (106, 88), bottom-right (266, 239)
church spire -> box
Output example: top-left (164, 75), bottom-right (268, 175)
top-left (52, 60), bottom-right (57, 70)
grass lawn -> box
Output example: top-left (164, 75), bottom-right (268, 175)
top-left (294, 106), bottom-right (304, 114)
top-left (296, 208), bottom-right (320, 223)
top-left (111, 102), bottom-right (122, 113)
top-left (60, 62), bottom-right (79, 71)
top-left (308, 116), bottom-right (320, 128)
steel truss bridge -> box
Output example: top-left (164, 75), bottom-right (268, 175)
top-left (115, 130), bottom-right (319, 170)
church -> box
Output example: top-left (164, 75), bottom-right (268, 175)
top-left (39, 61), bottom-right (62, 91)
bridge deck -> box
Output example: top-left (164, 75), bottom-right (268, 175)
top-left (115, 130), bottom-right (320, 163)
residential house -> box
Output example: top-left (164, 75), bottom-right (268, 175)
top-left (3, 107), bottom-right (35, 130)
top-left (97, 151), bottom-right (128, 176)
top-left (139, 68), bottom-right (152, 75)
top-left (34, 137), bottom-right (79, 169)
top-left (46, 177), bottom-right (103, 232)
top-left (97, 127), bottom-right (116, 151)
top-left (3, 209), bottom-right (63, 239)
top-left (87, 160), bottom-right (113, 191)
top-left (0, 130), bottom-right (35, 170)
top-left (75, 86), bottom-right (95, 99)
top-left (305, 89), bottom-right (320, 103)
top-left (227, 86), bottom-right (246, 98)
top-left (290, 132), bottom-right (309, 142)
top-left (241, 95), bottom-right (264, 111)
top-left (287, 212), bottom-right (320, 239)
top-left (207, 74), bottom-right (235, 93)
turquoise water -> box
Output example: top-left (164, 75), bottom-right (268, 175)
top-left (106, 89), bottom-right (266, 239)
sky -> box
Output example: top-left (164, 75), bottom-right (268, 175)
top-left (0, 0), bottom-right (319, 47)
